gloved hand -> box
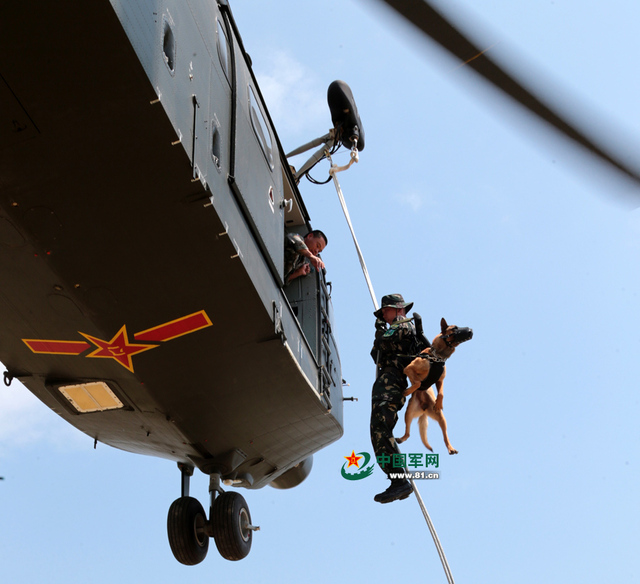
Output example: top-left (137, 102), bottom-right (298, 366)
top-left (413, 312), bottom-right (431, 349)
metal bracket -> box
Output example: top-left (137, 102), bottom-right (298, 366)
top-left (272, 301), bottom-right (286, 343)
top-left (280, 198), bottom-right (293, 212)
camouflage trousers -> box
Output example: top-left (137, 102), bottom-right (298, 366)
top-left (370, 369), bottom-right (407, 477)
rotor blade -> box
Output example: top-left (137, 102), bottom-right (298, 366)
top-left (380, 0), bottom-right (640, 186)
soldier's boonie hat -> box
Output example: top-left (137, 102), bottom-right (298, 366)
top-left (374, 293), bottom-right (413, 317)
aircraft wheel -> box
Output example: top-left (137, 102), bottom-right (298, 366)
top-left (167, 496), bottom-right (209, 565)
top-left (211, 492), bottom-right (253, 561)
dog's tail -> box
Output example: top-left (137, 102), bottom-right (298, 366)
top-left (418, 415), bottom-right (433, 452)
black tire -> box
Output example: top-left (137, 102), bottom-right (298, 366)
top-left (211, 492), bottom-right (253, 561)
top-left (167, 496), bottom-right (209, 565)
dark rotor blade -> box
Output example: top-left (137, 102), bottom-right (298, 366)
top-left (381, 0), bottom-right (640, 186)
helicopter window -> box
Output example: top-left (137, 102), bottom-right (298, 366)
top-left (162, 18), bottom-right (176, 75)
top-left (216, 19), bottom-right (230, 83)
top-left (248, 86), bottom-right (274, 170)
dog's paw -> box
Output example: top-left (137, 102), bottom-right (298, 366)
top-left (396, 436), bottom-right (407, 444)
top-left (448, 448), bottom-right (458, 455)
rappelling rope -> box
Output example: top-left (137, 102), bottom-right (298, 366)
top-left (412, 486), bottom-right (455, 584)
top-left (328, 153), bottom-right (455, 584)
top-left (328, 152), bottom-right (377, 309)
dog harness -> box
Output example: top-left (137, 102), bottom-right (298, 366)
top-left (417, 351), bottom-right (446, 389)
top-left (419, 360), bottom-right (445, 390)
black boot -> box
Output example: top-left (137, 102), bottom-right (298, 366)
top-left (374, 479), bottom-right (413, 504)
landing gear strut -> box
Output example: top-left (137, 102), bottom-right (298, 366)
top-left (166, 464), bottom-right (258, 564)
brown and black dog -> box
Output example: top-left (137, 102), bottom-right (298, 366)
top-left (396, 318), bottom-right (472, 454)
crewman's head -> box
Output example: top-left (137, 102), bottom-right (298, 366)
top-left (305, 230), bottom-right (328, 255)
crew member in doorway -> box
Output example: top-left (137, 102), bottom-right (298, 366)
top-left (370, 293), bottom-right (427, 503)
top-left (284, 229), bottom-right (327, 284)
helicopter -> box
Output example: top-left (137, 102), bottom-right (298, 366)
top-left (0, 0), bottom-right (369, 564)
top-left (1, 0), bottom-right (640, 572)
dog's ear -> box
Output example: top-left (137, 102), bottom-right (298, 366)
top-left (440, 318), bottom-right (448, 333)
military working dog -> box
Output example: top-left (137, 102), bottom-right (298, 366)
top-left (396, 318), bottom-right (472, 454)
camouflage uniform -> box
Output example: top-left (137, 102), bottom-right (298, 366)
top-left (284, 232), bottom-right (309, 283)
top-left (370, 311), bottom-right (422, 477)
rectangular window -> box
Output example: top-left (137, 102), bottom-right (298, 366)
top-left (249, 86), bottom-right (274, 170)
top-left (216, 19), bottom-right (231, 83)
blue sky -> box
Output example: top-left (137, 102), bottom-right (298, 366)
top-left (2, 1), bottom-right (639, 582)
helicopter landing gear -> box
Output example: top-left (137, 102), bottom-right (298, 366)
top-left (166, 464), bottom-right (259, 564)
top-left (167, 463), bottom-right (209, 565)
top-left (211, 491), bottom-right (254, 561)
top-left (167, 496), bottom-right (209, 565)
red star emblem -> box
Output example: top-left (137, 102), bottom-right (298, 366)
top-left (344, 450), bottom-right (363, 468)
top-left (80, 325), bottom-right (158, 372)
